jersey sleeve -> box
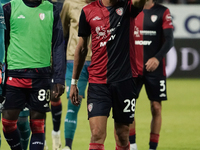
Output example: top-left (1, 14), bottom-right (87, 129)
top-left (162, 8), bottom-right (174, 29)
top-left (154, 8), bottom-right (174, 61)
top-left (60, 0), bottom-right (70, 40)
top-left (78, 9), bottom-right (91, 37)
top-left (52, 5), bottom-right (66, 85)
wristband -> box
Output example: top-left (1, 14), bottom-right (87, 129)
top-left (71, 78), bottom-right (78, 85)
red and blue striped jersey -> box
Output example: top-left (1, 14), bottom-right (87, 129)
top-left (134, 3), bottom-right (174, 76)
top-left (79, 0), bottom-right (142, 84)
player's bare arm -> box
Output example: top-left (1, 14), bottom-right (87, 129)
top-left (132, 0), bottom-right (146, 8)
top-left (70, 36), bottom-right (89, 106)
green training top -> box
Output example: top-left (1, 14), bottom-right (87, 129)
top-left (7, 0), bottom-right (53, 70)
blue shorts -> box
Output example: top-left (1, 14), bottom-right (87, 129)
top-left (65, 60), bottom-right (90, 98)
top-left (87, 78), bottom-right (137, 124)
top-left (136, 74), bottom-right (167, 101)
top-left (4, 77), bottom-right (51, 113)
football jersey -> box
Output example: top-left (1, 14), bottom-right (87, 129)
top-left (79, 0), bottom-right (142, 84)
top-left (134, 3), bottom-right (174, 76)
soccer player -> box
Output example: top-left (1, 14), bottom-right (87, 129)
top-left (46, 1), bottom-right (65, 150)
top-left (129, 0), bottom-right (174, 150)
top-left (2, 0), bottom-right (66, 150)
top-left (2, 0), bottom-right (32, 149)
top-left (69, 0), bottom-right (145, 149)
top-left (60, 0), bottom-right (92, 149)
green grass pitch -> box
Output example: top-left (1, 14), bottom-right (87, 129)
top-left (1, 78), bottom-right (200, 150)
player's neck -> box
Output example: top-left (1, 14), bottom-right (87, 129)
top-left (101, 0), bottom-right (118, 7)
top-left (143, 1), bottom-right (154, 9)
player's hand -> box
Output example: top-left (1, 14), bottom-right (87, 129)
top-left (70, 85), bottom-right (80, 106)
top-left (145, 57), bottom-right (159, 72)
top-left (51, 84), bottom-right (65, 101)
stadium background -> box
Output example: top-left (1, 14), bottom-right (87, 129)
top-left (1, 3), bottom-right (200, 150)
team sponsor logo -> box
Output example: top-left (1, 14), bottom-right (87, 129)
top-left (134, 26), bottom-right (140, 37)
top-left (166, 14), bottom-right (172, 21)
top-left (116, 7), bottom-right (123, 16)
top-left (32, 141), bottom-right (44, 145)
top-left (100, 34), bottom-right (116, 47)
top-left (151, 15), bottom-right (157, 22)
top-left (65, 119), bottom-right (77, 124)
top-left (93, 16), bottom-right (101, 21)
top-left (39, 13), bottom-right (45, 20)
top-left (95, 26), bottom-right (107, 39)
top-left (135, 40), bottom-right (152, 45)
top-left (67, 109), bottom-right (75, 113)
top-left (17, 15), bottom-right (25, 19)
top-left (88, 103), bottom-right (93, 112)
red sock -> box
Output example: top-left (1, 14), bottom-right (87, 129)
top-left (150, 133), bottom-right (159, 143)
top-left (115, 143), bottom-right (130, 150)
top-left (129, 128), bottom-right (136, 144)
top-left (89, 143), bottom-right (105, 150)
top-left (149, 133), bottom-right (159, 149)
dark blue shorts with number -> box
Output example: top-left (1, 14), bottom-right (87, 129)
top-left (4, 77), bottom-right (51, 113)
top-left (136, 74), bottom-right (167, 101)
top-left (87, 78), bottom-right (137, 124)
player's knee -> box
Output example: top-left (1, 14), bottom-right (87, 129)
top-left (30, 119), bottom-right (45, 134)
top-left (115, 127), bottom-right (129, 146)
top-left (51, 98), bottom-right (61, 106)
top-left (151, 101), bottom-right (162, 116)
top-left (91, 128), bottom-right (106, 142)
top-left (2, 118), bottom-right (17, 133)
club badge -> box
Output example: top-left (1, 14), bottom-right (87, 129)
top-left (39, 13), bottom-right (45, 20)
top-left (116, 7), bottom-right (123, 16)
top-left (151, 15), bottom-right (157, 22)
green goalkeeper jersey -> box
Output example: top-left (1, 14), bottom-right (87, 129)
top-left (7, 0), bottom-right (53, 70)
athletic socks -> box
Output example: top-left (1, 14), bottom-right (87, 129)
top-left (2, 118), bottom-right (22, 150)
top-left (51, 99), bottom-right (62, 132)
top-left (17, 117), bottom-right (31, 150)
top-left (64, 99), bottom-right (81, 147)
top-left (115, 143), bottom-right (130, 150)
top-left (149, 133), bottom-right (159, 150)
top-left (89, 143), bottom-right (105, 150)
top-left (129, 128), bottom-right (137, 150)
top-left (29, 119), bottom-right (45, 150)
top-left (30, 133), bottom-right (45, 150)
top-left (129, 128), bottom-right (136, 144)
top-left (65, 138), bottom-right (73, 149)
top-left (3, 129), bottom-right (22, 150)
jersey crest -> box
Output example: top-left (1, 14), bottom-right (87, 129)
top-left (151, 15), bottom-right (157, 22)
top-left (116, 7), bottom-right (123, 16)
top-left (39, 13), bottom-right (45, 20)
